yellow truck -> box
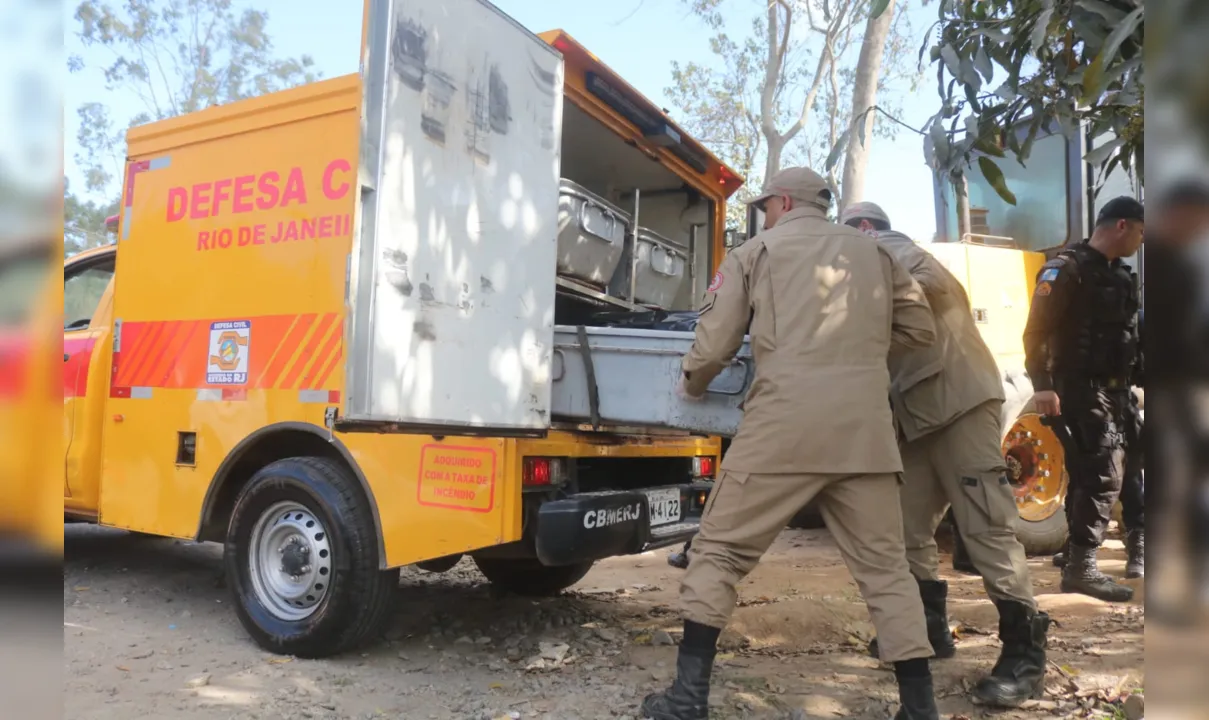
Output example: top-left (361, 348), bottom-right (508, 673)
top-left (65, 0), bottom-right (746, 658)
top-left (0, 231), bottom-right (64, 557)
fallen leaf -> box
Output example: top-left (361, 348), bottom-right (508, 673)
top-left (116, 665), bottom-right (130, 672)
top-left (267, 657), bottom-right (293, 665)
top-left (73, 586), bottom-right (90, 592)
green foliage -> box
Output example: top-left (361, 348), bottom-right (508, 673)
top-left (66, 0), bottom-right (319, 254)
top-left (64, 177), bottom-right (119, 257)
top-left (923, 0), bottom-right (1143, 204)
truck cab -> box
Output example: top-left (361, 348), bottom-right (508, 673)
top-left (62, 0), bottom-right (743, 658)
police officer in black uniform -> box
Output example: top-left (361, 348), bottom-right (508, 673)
top-left (1052, 310), bottom-right (1144, 579)
top-left (1022, 196), bottom-right (1144, 602)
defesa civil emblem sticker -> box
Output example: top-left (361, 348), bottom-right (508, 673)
top-left (708, 271), bottom-right (724, 293)
top-left (1035, 281), bottom-right (1052, 297)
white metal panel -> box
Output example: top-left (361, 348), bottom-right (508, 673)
top-left (348, 0), bottom-right (564, 433)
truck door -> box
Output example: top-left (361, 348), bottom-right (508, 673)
top-left (63, 248), bottom-right (116, 509)
top-left (346, 0), bottom-right (565, 435)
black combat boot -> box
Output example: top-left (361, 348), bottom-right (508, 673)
top-left (892, 658), bottom-right (941, 720)
top-left (952, 532), bottom-right (980, 576)
top-left (1125, 529), bottom-right (1144, 579)
top-left (970, 600), bottom-right (1050, 707)
top-left (667, 541), bottom-right (690, 570)
top-left (1061, 543), bottom-right (1134, 602)
top-left (1052, 539), bottom-right (1069, 568)
top-left (640, 620), bottom-right (719, 720)
top-left (869, 579), bottom-right (956, 660)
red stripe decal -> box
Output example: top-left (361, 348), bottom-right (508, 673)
top-left (257, 314), bottom-right (316, 389)
top-left (312, 348), bottom-right (342, 390)
top-left (281, 313), bottom-right (336, 390)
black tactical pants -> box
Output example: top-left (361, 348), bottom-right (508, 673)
top-left (1055, 381), bottom-right (1133, 548)
top-left (1119, 401), bottom-right (1144, 532)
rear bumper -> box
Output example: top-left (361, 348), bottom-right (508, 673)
top-left (534, 482), bottom-right (711, 567)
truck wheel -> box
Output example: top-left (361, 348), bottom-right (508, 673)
top-left (1002, 398), bottom-right (1070, 556)
top-left (224, 457), bottom-right (396, 658)
top-left (472, 557), bottom-right (593, 596)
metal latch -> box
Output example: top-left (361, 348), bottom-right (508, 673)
top-left (324, 406), bottom-right (338, 430)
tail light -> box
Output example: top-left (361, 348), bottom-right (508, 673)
top-left (523, 457), bottom-right (567, 487)
top-left (692, 456), bottom-right (716, 478)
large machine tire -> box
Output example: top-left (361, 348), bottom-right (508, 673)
top-left (472, 557), bottom-right (594, 596)
top-left (224, 457), bottom-right (397, 658)
top-left (1001, 387), bottom-right (1071, 557)
top-left (1014, 510), bottom-right (1070, 556)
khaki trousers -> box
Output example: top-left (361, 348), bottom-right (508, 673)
top-left (681, 470), bottom-right (934, 663)
top-left (900, 400), bottom-right (1035, 608)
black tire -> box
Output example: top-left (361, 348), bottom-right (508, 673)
top-left (472, 557), bottom-right (593, 596)
top-left (224, 457), bottom-right (396, 658)
top-left (1014, 511), bottom-right (1069, 556)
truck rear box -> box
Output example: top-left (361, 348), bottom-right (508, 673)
top-left (347, 0), bottom-right (565, 435)
top-left (549, 325), bottom-right (752, 436)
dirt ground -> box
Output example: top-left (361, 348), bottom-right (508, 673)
top-left (64, 523), bottom-right (1145, 720)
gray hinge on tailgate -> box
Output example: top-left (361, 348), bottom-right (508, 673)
top-left (112, 319), bottom-right (123, 352)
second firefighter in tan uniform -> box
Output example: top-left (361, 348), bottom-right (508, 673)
top-left (842, 202), bottom-right (1050, 708)
top-left (641, 168), bottom-right (941, 720)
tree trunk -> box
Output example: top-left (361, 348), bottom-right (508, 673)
top-left (764, 136), bottom-right (786, 186)
top-left (839, 0), bottom-right (896, 214)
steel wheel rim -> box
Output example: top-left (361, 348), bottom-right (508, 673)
top-left (1002, 413), bottom-right (1068, 523)
top-left (248, 500), bottom-right (333, 621)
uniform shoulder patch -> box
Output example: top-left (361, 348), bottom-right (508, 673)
top-left (708, 271), bottom-right (724, 293)
top-left (1039, 267), bottom-right (1060, 282)
top-left (1035, 281), bottom-right (1052, 297)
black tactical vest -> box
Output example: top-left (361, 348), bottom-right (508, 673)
top-left (1050, 244), bottom-right (1140, 380)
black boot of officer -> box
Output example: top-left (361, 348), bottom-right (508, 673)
top-left (1061, 543), bottom-right (1134, 602)
top-left (667, 540), bottom-right (691, 570)
top-left (1125, 529), bottom-right (1144, 579)
top-left (643, 621), bottom-right (940, 720)
top-left (868, 578), bottom-right (956, 660)
top-left (641, 621), bottom-right (717, 720)
top-left (951, 529), bottom-right (980, 576)
top-left (970, 600), bottom-right (1051, 707)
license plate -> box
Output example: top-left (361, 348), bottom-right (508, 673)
top-left (644, 489), bottom-right (681, 527)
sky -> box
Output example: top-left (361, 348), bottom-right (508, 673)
top-left (59, 0), bottom-right (943, 241)
top-left (0, 1), bottom-right (62, 193)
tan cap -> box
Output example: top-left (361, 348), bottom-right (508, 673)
top-left (840, 201), bottom-right (891, 227)
top-left (747, 167), bottom-right (833, 210)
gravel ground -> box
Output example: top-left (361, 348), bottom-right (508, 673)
top-left (64, 523), bottom-right (1145, 719)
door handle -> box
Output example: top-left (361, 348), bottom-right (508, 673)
top-left (64, 353), bottom-right (70, 362)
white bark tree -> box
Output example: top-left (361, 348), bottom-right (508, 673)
top-left (839, 0), bottom-right (896, 212)
top-left (669, 0), bottom-right (917, 225)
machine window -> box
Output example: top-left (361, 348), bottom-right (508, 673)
top-left (64, 258), bottom-right (115, 331)
top-left (954, 132), bottom-right (1070, 251)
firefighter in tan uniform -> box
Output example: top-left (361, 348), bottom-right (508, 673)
top-left (842, 202), bottom-right (1050, 708)
top-left (641, 168), bottom-right (941, 720)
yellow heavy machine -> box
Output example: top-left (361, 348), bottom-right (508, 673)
top-left (925, 123), bottom-right (1142, 555)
